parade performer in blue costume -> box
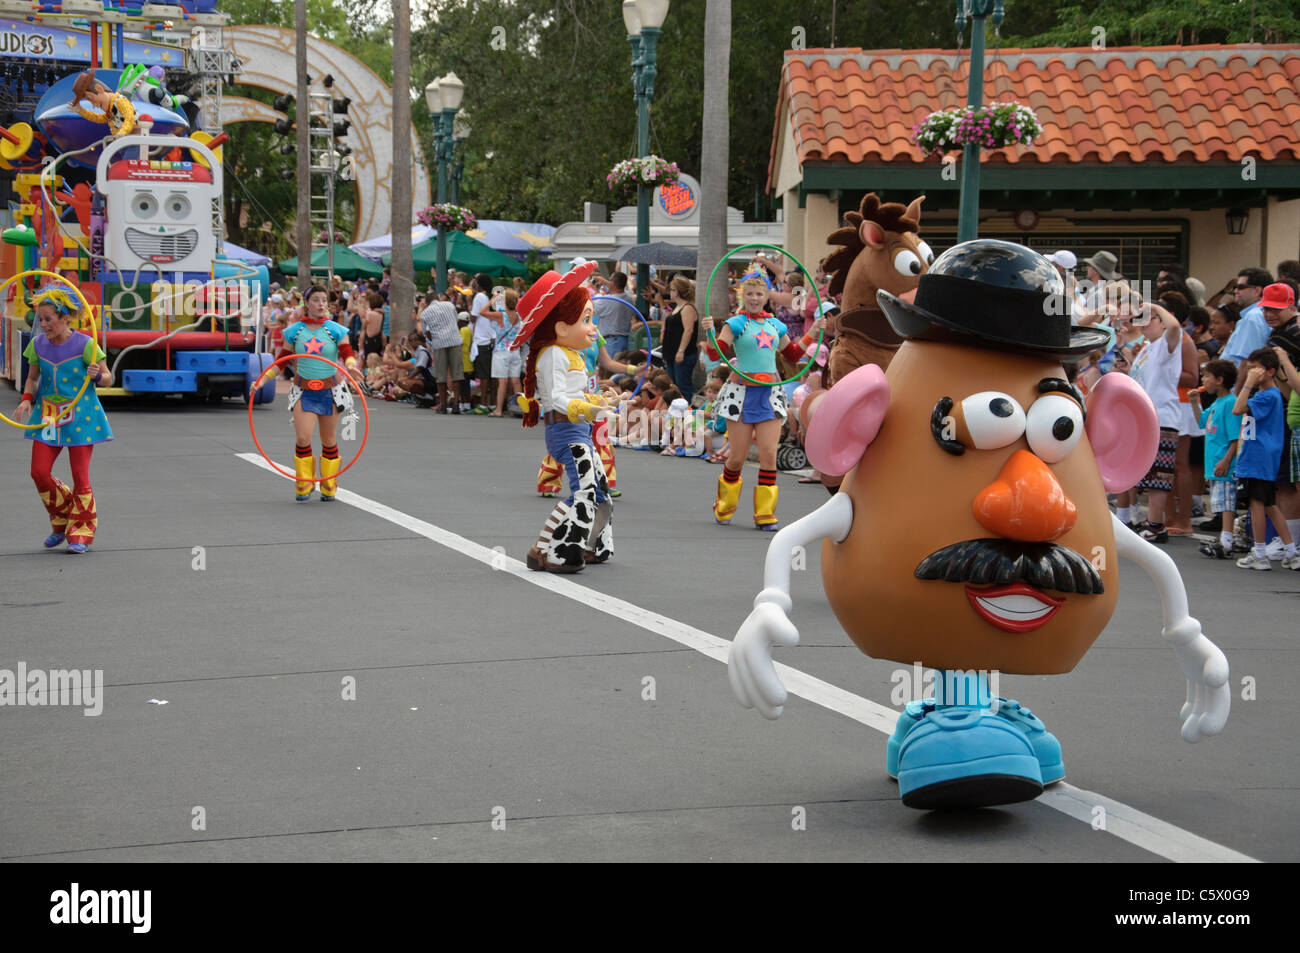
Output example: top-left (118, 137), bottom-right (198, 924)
top-left (513, 262), bottom-right (619, 573)
top-left (13, 286), bottom-right (114, 553)
top-left (702, 274), bottom-right (818, 530)
top-left (257, 285), bottom-right (360, 502)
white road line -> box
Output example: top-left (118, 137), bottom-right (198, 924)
top-left (236, 452), bottom-right (1260, 863)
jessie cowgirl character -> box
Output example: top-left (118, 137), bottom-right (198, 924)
top-left (512, 263), bottom-right (618, 572)
top-left (14, 286), bottom-right (114, 553)
top-left (256, 284), bottom-right (360, 502)
top-left (536, 331), bottom-right (633, 499)
top-left (701, 275), bottom-right (818, 530)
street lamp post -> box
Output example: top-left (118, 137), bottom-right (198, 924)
top-left (955, 0), bottom-right (1005, 242)
top-left (424, 71), bottom-right (465, 295)
top-left (623, 0), bottom-right (670, 317)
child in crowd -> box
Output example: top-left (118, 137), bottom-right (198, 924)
top-left (374, 343), bottom-right (405, 400)
top-left (363, 352), bottom-right (385, 395)
top-left (660, 396), bottom-right (697, 456)
top-left (457, 312), bottom-right (474, 413)
top-left (1233, 348), bottom-right (1299, 570)
top-left (698, 379), bottom-right (727, 462)
top-left (1190, 359), bottom-right (1240, 559)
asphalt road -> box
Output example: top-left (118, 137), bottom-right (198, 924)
top-left (1, 390), bottom-right (1295, 862)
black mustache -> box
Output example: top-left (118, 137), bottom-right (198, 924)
top-left (915, 538), bottom-right (1104, 595)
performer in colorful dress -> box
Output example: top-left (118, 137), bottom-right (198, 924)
top-left (536, 331), bottom-right (634, 499)
top-left (513, 263), bottom-right (619, 573)
top-left (256, 285), bottom-right (361, 502)
top-left (13, 285), bottom-right (114, 553)
top-left (701, 275), bottom-right (818, 530)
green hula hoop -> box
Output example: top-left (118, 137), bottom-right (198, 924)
top-left (702, 242), bottom-right (824, 387)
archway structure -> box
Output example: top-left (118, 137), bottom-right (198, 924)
top-left (223, 25), bottom-right (431, 243)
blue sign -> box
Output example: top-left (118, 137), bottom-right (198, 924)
top-left (0, 17), bottom-right (181, 67)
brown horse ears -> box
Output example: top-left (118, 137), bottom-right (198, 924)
top-left (860, 220), bottom-right (886, 248)
top-left (905, 195), bottom-right (925, 225)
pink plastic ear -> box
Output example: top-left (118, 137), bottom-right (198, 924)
top-left (1085, 372), bottom-right (1160, 492)
top-left (860, 220), bottom-right (886, 248)
top-left (805, 364), bottom-right (890, 476)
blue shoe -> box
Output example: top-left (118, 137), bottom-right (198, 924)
top-left (887, 697), bottom-right (1064, 785)
top-left (608, 488), bottom-right (621, 498)
top-left (44, 532), bottom-right (66, 548)
top-left (755, 522), bottom-right (780, 532)
top-left (886, 699), bottom-right (935, 779)
top-left (295, 493), bottom-right (312, 503)
top-left (896, 707), bottom-right (1043, 809)
top-left (995, 698), bottom-right (1065, 785)
top-left (319, 494), bottom-right (335, 502)
top-left (66, 542), bottom-right (88, 554)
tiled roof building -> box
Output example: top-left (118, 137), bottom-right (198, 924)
top-left (770, 46), bottom-right (1300, 289)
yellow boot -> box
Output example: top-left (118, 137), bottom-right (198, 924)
top-left (754, 483), bottom-right (779, 530)
top-left (294, 449), bottom-right (315, 502)
top-left (537, 453), bottom-right (563, 497)
top-left (39, 478), bottom-right (73, 545)
top-left (714, 473), bottom-right (743, 524)
top-left (65, 486), bottom-right (98, 551)
top-left (319, 447), bottom-right (340, 501)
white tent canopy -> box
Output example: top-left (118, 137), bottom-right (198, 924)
top-left (349, 225), bottom-right (437, 262)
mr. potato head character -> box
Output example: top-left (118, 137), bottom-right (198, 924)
top-left (727, 240), bottom-right (1230, 810)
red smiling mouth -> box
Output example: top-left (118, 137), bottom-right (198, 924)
top-left (966, 583), bottom-right (1065, 633)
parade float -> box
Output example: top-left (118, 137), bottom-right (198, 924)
top-left (1, 2), bottom-right (276, 403)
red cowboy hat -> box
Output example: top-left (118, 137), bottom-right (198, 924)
top-left (509, 262), bottom-right (596, 351)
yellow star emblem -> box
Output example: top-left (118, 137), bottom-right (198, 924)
top-left (65, 35), bottom-right (78, 49)
top-left (162, 51), bottom-right (171, 62)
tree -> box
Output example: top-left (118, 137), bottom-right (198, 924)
top-left (698, 0), bottom-right (731, 324)
top-left (390, 0), bottom-right (414, 337)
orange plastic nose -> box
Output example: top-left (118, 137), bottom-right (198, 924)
top-left (972, 449), bottom-right (1077, 542)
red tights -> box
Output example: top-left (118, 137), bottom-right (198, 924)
top-left (31, 442), bottom-right (93, 493)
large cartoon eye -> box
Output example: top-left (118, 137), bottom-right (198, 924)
top-left (961, 391), bottom-right (1026, 449)
top-left (165, 194), bottom-right (191, 220)
top-left (917, 241), bottom-right (934, 265)
top-left (132, 192), bottom-right (158, 218)
top-left (1026, 394), bottom-right (1084, 463)
top-left (894, 249), bottom-right (923, 276)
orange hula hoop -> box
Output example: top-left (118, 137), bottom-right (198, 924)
top-left (247, 353), bottom-right (369, 485)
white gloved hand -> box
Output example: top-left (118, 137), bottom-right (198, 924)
top-left (727, 590), bottom-right (800, 720)
top-left (1165, 617), bottom-right (1230, 742)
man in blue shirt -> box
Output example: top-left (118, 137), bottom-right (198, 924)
top-left (1222, 268), bottom-right (1273, 368)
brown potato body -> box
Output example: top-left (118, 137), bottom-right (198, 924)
top-left (821, 340), bottom-right (1119, 674)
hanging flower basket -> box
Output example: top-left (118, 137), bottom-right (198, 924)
top-left (911, 102), bottom-right (1042, 157)
top-left (606, 155), bottom-right (680, 198)
top-left (417, 204), bottom-right (477, 231)
top-left (316, 228), bottom-right (348, 244)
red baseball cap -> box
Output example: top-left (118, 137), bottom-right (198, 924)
top-left (1261, 282), bottom-right (1295, 309)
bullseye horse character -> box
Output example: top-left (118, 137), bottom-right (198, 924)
top-left (806, 193), bottom-right (931, 489)
top-left (821, 193), bottom-right (931, 388)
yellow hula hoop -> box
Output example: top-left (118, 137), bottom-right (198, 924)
top-left (0, 270), bottom-right (100, 431)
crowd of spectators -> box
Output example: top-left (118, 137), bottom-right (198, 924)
top-left (1058, 252), bottom-right (1300, 570)
top-left (262, 245), bottom-right (1300, 571)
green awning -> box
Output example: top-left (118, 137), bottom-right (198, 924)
top-left (278, 244), bottom-right (384, 280)
top-left (383, 231), bottom-right (527, 278)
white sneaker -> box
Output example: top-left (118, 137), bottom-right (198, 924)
top-left (1236, 553), bottom-right (1272, 571)
top-left (1283, 554), bottom-right (1300, 571)
top-left (1266, 537), bottom-right (1285, 560)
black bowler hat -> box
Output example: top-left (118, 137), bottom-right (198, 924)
top-left (877, 239), bottom-right (1110, 360)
